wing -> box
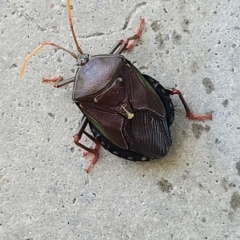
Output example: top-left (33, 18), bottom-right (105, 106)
top-left (122, 62), bottom-right (172, 158)
top-left (123, 110), bottom-right (171, 159)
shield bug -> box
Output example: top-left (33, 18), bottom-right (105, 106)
top-left (19, 0), bottom-right (212, 172)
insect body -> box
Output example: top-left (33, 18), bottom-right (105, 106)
top-left (19, 0), bottom-right (212, 172)
top-left (73, 54), bottom-right (174, 161)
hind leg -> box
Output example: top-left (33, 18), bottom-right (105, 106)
top-left (169, 88), bottom-right (212, 120)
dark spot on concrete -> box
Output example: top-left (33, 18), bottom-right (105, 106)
top-left (205, 125), bottom-right (211, 132)
top-left (70, 147), bottom-right (75, 153)
top-left (172, 30), bottom-right (182, 45)
top-left (48, 112), bottom-right (55, 119)
top-left (48, 113), bottom-right (55, 119)
top-left (157, 178), bottom-right (173, 193)
top-left (73, 198), bottom-right (76, 204)
top-left (215, 138), bottom-right (220, 144)
top-left (9, 63), bottom-right (17, 68)
top-left (201, 217), bottom-right (206, 223)
top-left (151, 20), bottom-right (161, 32)
top-left (61, 4), bottom-right (73, 10)
top-left (236, 161), bottom-right (240, 176)
top-left (237, 127), bottom-right (240, 130)
top-left (228, 211), bottom-right (234, 222)
top-left (230, 192), bottom-right (240, 210)
top-left (181, 175), bottom-right (187, 180)
top-left (165, 34), bottom-right (169, 41)
top-left (221, 178), bottom-right (227, 191)
top-left (192, 124), bottom-right (210, 139)
top-left (202, 78), bottom-right (215, 94)
top-left (229, 183), bottom-right (236, 188)
top-left (181, 170), bottom-right (189, 180)
top-left (190, 61), bottom-right (199, 74)
top-left (155, 32), bottom-right (164, 49)
top-left (181, 19), bottom-right (190, 33)
top-left (222, 99), bottom-right (229, 107)
top-left (221, 178), bottom-right (236, 192)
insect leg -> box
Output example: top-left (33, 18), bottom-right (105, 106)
top-left (168, 88), bottom-right (212, 121)
top-left (124, 18), bottom-right (145, 51)
top-left (108, 18), bottom-right (145, 54)
top-left (42, 76), bottom-right (75, 88)
top-left (73, 116), bottom-right (100, 173)
top-left (108, 40), bottom-right (125, 54)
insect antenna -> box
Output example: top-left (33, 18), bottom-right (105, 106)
top-left (66, 0), bottom-right (83, 54)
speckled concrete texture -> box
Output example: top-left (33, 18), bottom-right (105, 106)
top-left (1, 0), bottom-right (240, 239)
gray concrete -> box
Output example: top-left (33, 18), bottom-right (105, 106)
top-left (1, 0), bottom-right (240, 239)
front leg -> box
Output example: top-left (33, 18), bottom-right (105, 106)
top-left (108, 18), bottom-right (145, 54)
top-left (42, 76), bottom-right (75, 88)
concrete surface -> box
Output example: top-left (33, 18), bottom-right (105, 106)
top-left (1, 0), bottom-right (240, 239)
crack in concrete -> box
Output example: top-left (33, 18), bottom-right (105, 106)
top-left (122, 2), bottom-right (147, 30)
top-left (20, 2), bottom-right (147, 41)
top-left (22, 12), bottom-right (47, 31)
top-left (79, 2), bottom-right (147, 39)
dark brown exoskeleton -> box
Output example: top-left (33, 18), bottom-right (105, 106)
top-left (19, 0), bottom-right (212, 172)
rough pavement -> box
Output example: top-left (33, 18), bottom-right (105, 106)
top-left (1, 0), bottom-right (240, 239)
